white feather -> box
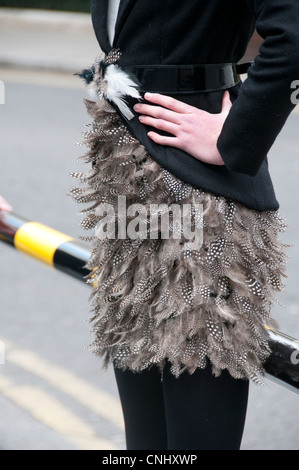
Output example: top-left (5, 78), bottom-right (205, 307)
top-left (103, 64), bottom-right (141, 120)
top-left (87, 85), bottom-right (100, 101)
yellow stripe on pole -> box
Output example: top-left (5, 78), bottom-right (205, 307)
top-left (14, 222), bottom-right (74, 266)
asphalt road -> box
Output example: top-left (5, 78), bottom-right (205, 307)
top-left (0, 69), bottom-right (298, 450)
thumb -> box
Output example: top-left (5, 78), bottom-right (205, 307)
top-left (221, 90), bottom-right (232, 114)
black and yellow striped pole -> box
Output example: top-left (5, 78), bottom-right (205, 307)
top-left (1, 211), bottom-right (299, 394)
top-left (0, 212), bottom-right (90, 282)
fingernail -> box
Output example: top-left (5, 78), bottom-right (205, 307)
top-left (134, 104), bottom-right (141, 111)
top-left (144, 92), bottom-right (153, 99)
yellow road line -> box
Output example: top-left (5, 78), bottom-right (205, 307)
top-left (4, 340), bottom-right (124, 431)
top-left (0, 375), bottom-right (118, 450)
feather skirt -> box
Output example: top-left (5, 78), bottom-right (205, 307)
top-left (70, 95), bottom-right (289, 384)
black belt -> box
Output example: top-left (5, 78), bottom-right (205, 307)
top-left (123, 62), bottom-right (252, 94)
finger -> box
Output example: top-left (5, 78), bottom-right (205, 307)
top-left (138, 115), bottom-right (179, 135)
top-left (134, 103), bottom-right (182, 124)
top-left (147, 131), bottom-right (181, 147)
top-left (0, 196), bottom-right (13, 212)
top-left (0, 203), bottom-right (13, 212)
top-left (221, 90), bottom-right (233, 113)
top-left (144, 93), bottom-right (194, 114)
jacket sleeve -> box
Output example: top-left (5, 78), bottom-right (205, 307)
top-left (217, 0), bottom-right (299, 176)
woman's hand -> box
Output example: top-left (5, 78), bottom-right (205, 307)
top-left (134, 90), bottom-right (232, 166)
top-left (0, 195), bottom-right (13, 213)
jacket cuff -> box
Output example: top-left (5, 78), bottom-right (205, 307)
top-left (217, 125), bottom-right (263, 177)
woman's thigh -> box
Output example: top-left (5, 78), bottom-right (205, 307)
top-left (161, 360), bottom-right (249, 450)
top-left (113, 364), bottom-right (168, 450)
top-left (113, 360), bottom-right (249, 450)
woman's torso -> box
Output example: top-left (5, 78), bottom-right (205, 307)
top-left (95, 0), bottom-right (256, 66)
top-left (90, 0), bottom-right (279, 212)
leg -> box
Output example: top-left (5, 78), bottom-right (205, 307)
top-left (161, 360), bottom-right (249, 450)
top-left (113, 363), bottom-right (168, 450)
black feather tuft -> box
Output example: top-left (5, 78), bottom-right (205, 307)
top-left (74, 66), bottom-right (95, 85)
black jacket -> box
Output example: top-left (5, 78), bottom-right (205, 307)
top-left (91, 0), bottom-right (299, 211)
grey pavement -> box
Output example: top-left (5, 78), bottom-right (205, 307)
top-left (0, 8), bottom-right (298, 451)
top-left (0, 8), bottom-right (100, 73)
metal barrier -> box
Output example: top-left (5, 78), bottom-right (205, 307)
top-left (0, 212), bottom-right (90, 282)
top-left (1, 211), bottom-right (299, 394)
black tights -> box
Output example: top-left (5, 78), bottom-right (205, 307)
top-left (113, 360), bottom-right (249, 450)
